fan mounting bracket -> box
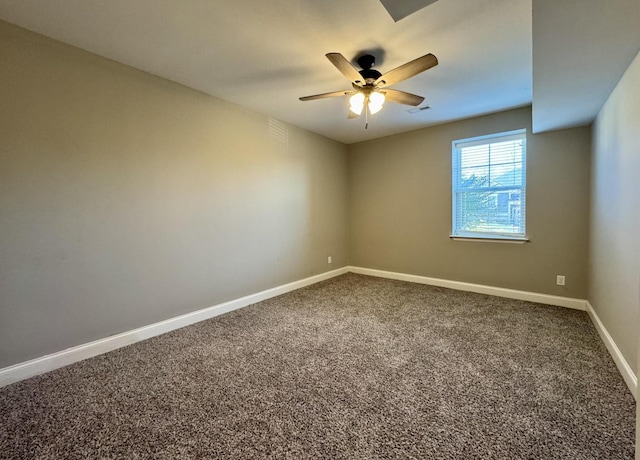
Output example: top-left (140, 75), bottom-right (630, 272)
top-left (356, 54), bottom-right (376, 70)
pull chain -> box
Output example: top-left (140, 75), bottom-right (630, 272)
top-left (365, 104), bottom-right (369, 129)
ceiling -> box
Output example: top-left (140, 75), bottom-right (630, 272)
top-left (532, 0), bottom-right (640, 134)
top-left (0, 0), bottom-right (638, 144)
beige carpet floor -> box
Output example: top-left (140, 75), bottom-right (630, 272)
top-left (0, 273), bottom-right (636, 459)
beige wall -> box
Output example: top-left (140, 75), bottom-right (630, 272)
top-left (0, 21), bottom-right (349, 368)
top-left (589, 50), bottom-right (640, 379)
top-left (348, 106), bottom-right (591, 299)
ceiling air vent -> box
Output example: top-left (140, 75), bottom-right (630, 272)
top-left (407, 106), bottom-right (431, 114)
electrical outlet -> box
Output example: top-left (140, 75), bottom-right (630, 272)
top-left (556, 275), bottom-right (566, 286)
top-left (328, 256), bottom-right (332, 264)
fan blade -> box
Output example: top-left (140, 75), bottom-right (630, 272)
top-left (375, 53), bottom-right (438, 88)
top-left (348, 110), bottom-right (361, 119)
top-left (382, 89), bottom-right (425, 106)
top-left (299, 90), bottom-right (352, 101)
top-left (326, 53), bottom-right (364, 84)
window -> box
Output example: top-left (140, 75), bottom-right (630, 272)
top-left (451, 129), bottom-right (527, 240)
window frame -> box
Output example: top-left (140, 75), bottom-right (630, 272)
top-left (450, 129), bottom-right (528, 242)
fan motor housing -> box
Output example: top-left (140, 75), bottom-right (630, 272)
top-left (359, 69), bottom-right (382, 82)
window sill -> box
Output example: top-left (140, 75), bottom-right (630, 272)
top-left (449, 235), bottom-right (530, 244)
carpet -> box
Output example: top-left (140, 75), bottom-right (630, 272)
top-left (0, 273), bottom-right (636, 459)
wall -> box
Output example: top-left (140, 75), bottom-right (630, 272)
top-left (0, 21), bottom-right (349, 368)
top-left (348, 106), bottom-right (591, 299)
top-left (589, 50), bottom-right (640, 379)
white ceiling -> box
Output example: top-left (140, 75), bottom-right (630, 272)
top-left (0, 0), bottom-right (638, 144)
top-left (532, 0), bottom-right (640, 134)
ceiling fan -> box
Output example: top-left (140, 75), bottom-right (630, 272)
top-left (299, 52), bottom-right (438, 124)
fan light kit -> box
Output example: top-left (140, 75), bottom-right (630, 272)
top-left (349, 90), bottom-right (385, 116)
top-left (300, 52), bottom-right (438, 128)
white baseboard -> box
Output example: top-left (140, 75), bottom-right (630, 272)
top-left (0, 267), bottom-right (349, 388)
top-left (348, 266), bottom-right (587, 310)
top-left (3, 265), bottom-right (636, 402)
top-left (585, 301), bottom-right (638, 401)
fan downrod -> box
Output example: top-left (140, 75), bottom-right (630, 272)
top-left (356, 54), bottom-right (382, 82)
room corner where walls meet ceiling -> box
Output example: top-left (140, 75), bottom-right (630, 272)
top-left (0, 0), bottom-right (637, 143)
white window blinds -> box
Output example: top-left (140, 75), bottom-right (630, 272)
top-left (452, 129), bottom-right (527, 239)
